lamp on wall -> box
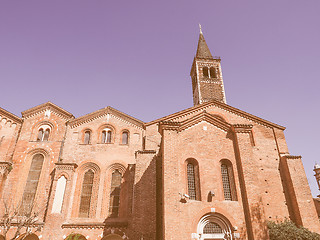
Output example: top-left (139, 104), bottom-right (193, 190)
top-left (209, 190), bottom-right (215, 196)
top-left (179, 192), bottom-right (190, 203)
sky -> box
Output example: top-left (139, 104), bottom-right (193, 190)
top-left (0, 1), bottom-right (320, 196)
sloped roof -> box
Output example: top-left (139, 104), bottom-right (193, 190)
top-left (146, 100), bottom-right (285, 130)
top-left (0, 107), bottom-right (22, 124)
top-left (196, 32), bottom-right (213, 59)
top-left (21, 102), bottom-right (74, 119)
top-left (159, 111), bottom-right (232, 133)
top-left (69, 106), bottom-right (145, 129)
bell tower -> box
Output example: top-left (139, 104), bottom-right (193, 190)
top-left (190, 26), bottom-right (226, 106)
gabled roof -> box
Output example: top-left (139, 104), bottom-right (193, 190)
top-left (69, 106), bottom-right (145, 129)
top-left (159, 111), bottom-right (232, 133)
top-left (21, 102), bottom-right (74, 120)
top-left (196, 32), bottom-right (213, 59)
top-left (147, 99), bottom-right (285, 130)
top-left (0, 107), bottom-right (22, 124)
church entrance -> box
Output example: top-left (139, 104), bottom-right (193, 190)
top-left (196, 213), bottom-right (233, 240)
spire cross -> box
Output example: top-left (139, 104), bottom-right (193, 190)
top-left (199, 24), bottom-right (203, 34)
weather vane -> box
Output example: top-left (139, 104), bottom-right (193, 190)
top-left (199, 23), bottom-right (203, 34)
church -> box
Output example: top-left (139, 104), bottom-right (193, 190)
top-left (0, 29), bottom-right (319, 240)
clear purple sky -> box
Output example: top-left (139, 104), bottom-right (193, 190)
top-left (1, 1), bottom-right (320, 196)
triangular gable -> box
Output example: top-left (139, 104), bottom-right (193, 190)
top-left (69, 106), bottom-right (145, 129)
top-left (159, 111), bottom-right (232, 133)
top-left (21, 102), bottom-right (74, 120)
top-left (148, 99), bottom-right (285, 130)
top-left (0, 107), bottom-right (22, 124)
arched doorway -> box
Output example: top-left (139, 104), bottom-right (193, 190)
top-left (197, 213), bottom-right (233, 240)
top-left (102, 234), bottom-right (123, 240)
top-left (65, 233), bottom-right (86, 240)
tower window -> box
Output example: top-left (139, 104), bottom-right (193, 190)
top-left (121, 131), bottom-right (129, 145)
top-left (203, 67), bottom-right (209, 77)
top-left (79, 169), bottom-right (94, 218)
top-left (109, 170), bottom-right (122, 217)
top-left (221, 161), bottom-right (237, 201)
top-left (210, 67), bottom-right (217, 78)
top-left (84, 130), bottom-right (91, 144)
top-left (102, 129), bottom-right (112, 143)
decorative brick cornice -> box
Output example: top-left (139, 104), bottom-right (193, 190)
top-left (61, 222), bottom-right (104, 229)
top-left (0, 161), bottom-right (12, 175)
top-left (135, 150), bottom-right (157, 155)
top-left (147, 99), bottom-right (285, 130)
top-left (55, 162), bottom-right (78, 171)
top-left (68, 106), bottom-right (145, 129)
top-left (0, 107), bottom-right (22, 124)
top-left (232, 124), bottom-right (253, 133)
top-left (159, 111), bottom-right (232, 133)
top-left (284, 155), bottom-right (302, 159)
top-left (21, 102), bottom-right (74, 120)
top-left (0, 221), bottom-right (44, 227)
top-left (104, 218), bottom-right (128, 228)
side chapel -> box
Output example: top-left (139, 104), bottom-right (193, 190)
top-left (0, 29), bottom-right (319, 240)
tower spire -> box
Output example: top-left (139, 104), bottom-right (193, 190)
top-left (196, 26), bottom-right (213, 59)
top-left (190, 27), bottom-right (227, 105)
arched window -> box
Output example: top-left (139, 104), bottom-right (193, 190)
top-left (203, 222), bottom-right (223, 234)
top-left (102, 129), bottom-right (112, 143)
top-left (187, 163), bottom-right (196, 199)
top-left (121, 131), bottom-right (129, 145)
top-left (186, 159), bottom-right (201, 200)
top-left (36, 125), bottom-right (51, 141)
top-left (197, 213), bottom-right (233, 240)
top-left (37, 129), bottom-right (44, 141)
top-left (21, 154), bottom-right (44, 213)
top-left (221, 161), bottom-right (237, 201)
top-left (209, 67), bottom-right (217, 78)
top-left (43, 129), bottom-right (50, 141)
top-left (65, 234), bottom-right (86, 240)
top-left (19, 234), bottom-right (39, 240)
top-left (84, 130), bottom-right (91, 144)
top-left (109, 170), bottom-right (122, 217)
top-left (79, 170), bottom-right (94, 218)
top-left (52, 176), bottom-right (67, 213)
top-left (203, 67), bottom-right (209, 77)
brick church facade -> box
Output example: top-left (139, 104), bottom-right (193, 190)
top-left (0, 30), bottom-right (319, 240)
